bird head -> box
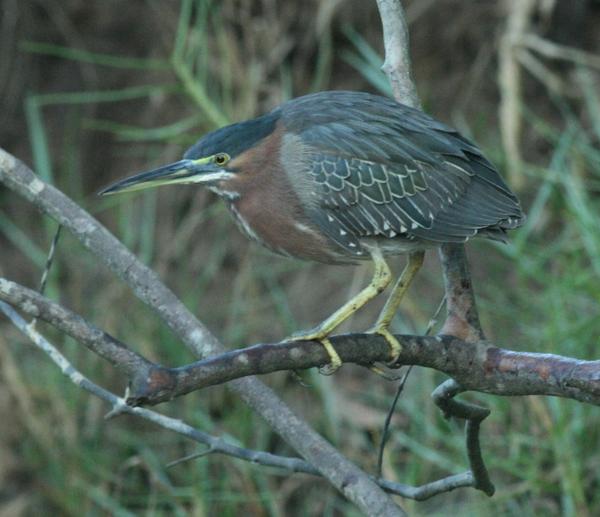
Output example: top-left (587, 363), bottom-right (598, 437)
top-left (98, 111), bottom-right (279, 197)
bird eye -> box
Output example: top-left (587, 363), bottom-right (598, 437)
top-left (214, 153), bottom-right (230, 166)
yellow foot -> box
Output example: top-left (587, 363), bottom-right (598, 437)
top-left (368, 326), bottom-right (402, 366)
top-left (290, 331), bottom-right (342, 375)
top-left (318, 338), bottom-right (342, 375)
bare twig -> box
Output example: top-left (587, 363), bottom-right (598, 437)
top-left (37, 224), bottom-right (62, 296)
top-left (166, 447), bottom-right (215, 469)
top-left (30, 223), bottom-right (62, 329)
top-left (377, 472), bottom-right (475, 502)
top-left (373, 3), bottom-right (498, 497)
top-left (0, 301), bottom-right (321, 475)
top-left (432, 380), bottom-right (495, 496)
top-left (0, 277), bottom-right (154, 376)
top-left (375, 0), bottom-right (421, 109)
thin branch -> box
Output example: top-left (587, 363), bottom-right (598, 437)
top-left (38, 224), bottom-right (62, 295)
top-left (375, 0), bottom-right (421, 109)
top-left (0, 299), bottom-right (473, 503)
top-left (374, 9), bottom-right (492, 494)
top-left (377, 472), bottom-right (475, 502)
top-left (31, 223), bottom-right (62, 329)
top-left (377, 366), bottom-right (413, 477)
top-left (432, 380), bottom-right (495, 496)
top-left (0, 277), bottom-right (154, 376)
top-left (0, 300), bottom-right (320, 475)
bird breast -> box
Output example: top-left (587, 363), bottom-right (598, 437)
top-left (222, 125), bottom-right (350, 264)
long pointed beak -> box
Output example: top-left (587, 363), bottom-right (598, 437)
top-left (98, 158), bottom-right (226, 196)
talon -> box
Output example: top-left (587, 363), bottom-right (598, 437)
top-left (289, 332), bottom-right (342, 375)
top-left (370, 326), bottom-right (402, 365)
top-left (318, 338), bottom-right (342, 374)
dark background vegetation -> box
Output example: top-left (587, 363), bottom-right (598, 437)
top-left (1, 0), bottom-right (600, 515)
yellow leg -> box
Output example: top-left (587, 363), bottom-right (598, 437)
top-left (291, 247), bottom-right (392, 374)
top-left (369, 250), bottom-right (425, 363)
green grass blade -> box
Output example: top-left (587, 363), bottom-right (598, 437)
top-left (83, 115), bottom-right (201, 142)
top-left (21, 41), bottom-right (169, 70)
top-left (33, 84), bottom-right (180, 107)
top-left (25, 96), bottom-right (53, 184)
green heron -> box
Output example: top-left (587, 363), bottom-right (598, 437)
top-left (100, 91), bottom-right (524, 373)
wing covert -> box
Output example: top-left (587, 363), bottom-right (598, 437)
top-left (280, 91), bottom-right (524, 253)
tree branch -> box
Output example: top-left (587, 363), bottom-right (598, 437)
top-left (2, 277), bottom-right (598, 409)
top-left (375, 0), bottom-right (421, 109)
top-left (0, 299), bottom-right (477, 502)
top-left (438, 243), bottom-right (485, 341)
top-left (0, 278), bottom-right (153, 376)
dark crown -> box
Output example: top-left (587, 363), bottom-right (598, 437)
top-left (183, 109), bottom-right (280, 161)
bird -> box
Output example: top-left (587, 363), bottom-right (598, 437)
top-left (100, 90), bottom-right (525, 374)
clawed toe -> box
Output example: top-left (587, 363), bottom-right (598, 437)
top-left (289, 332), bottom-right (342, 374)
top-left (368, 326), bottom-right (402, 365)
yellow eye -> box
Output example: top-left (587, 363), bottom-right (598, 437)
top-left (214, 153), bottom-right (230, 166)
